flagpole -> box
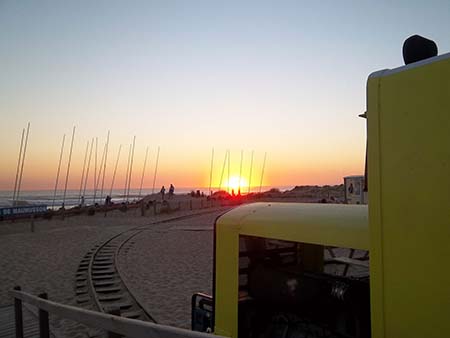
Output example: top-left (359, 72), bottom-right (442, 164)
top-left (109, 144), bottom-right (122, 198)
top-left (52, 134), bottom-right (65, 209)
top-left (82, 138), bottom-right (94, 205)
top-left (208, 148), bottom-right (214, 196)
top-left (139, 146), bottom-right (149, 197)
top-left (12, 128), bottom-right (25, 203)
top-left (126, 136), bottom-right (136, 202)
top-left (16, 122), bottom-right (30, 203)
top-left (259, 152), bottom-right (267, 193)
top-left (123, 144), bottom-right (132, 202)
top-left (62, 126), bottom-right (76, 208)
top-left (248, 150), bottom-right (254, 195)
top-left (78, 140), bottom-right (89, 204)
top-left (238, 150), bottom-right (243, 195)
top-left (227, 150), bottom-right (231, 194)
top-left (93, 137), bottom-right (98, 204)
top-left (94, 142), bottom-right (106, 204)
top-left (151, 146), bottom-right (160, 195)
top-left (219, 150), bottom-right (228, 191)
top-left (99, 130), bottom-right (110, 202)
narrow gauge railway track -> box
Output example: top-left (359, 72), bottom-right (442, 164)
top-left (74, 208), bottom-right (228, 323)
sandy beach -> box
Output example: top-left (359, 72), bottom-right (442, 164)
top-left (0, 187), bottom-right (350, 338)
top-left (0, 194), bottom-right (228, 338)
top-left (118, 212), bottom-right (219, 329)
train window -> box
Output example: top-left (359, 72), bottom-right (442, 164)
top-left (238, 236), bottom-right (370, 338)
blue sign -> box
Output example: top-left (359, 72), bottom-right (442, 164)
top-left (0, 205), bottom-right (48, 217)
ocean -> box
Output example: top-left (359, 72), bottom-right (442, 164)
top-left (0, 186), bottom-right (292, 210)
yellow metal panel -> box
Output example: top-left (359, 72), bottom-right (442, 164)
top-left (214, 219), bottom-right (239, 338)
top-left (219, 202), bottom-right (369, 250)
top-left (368, 53), bottom-right (450, 338)
top-left (367, 75), bottom-right (385, 338)
top-left (214, 202), bottom-right (368, 337)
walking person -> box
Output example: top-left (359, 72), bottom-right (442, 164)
top-left (160, 185), bottom-right (166, 201)
top-left (169, 184), bottom-right (175, 199)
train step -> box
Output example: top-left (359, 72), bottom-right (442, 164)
top-left (98, 294), bottom-right (124, 302)
top-left (95, 286), bottom-right (122, 293)
top-left (93, 280), bottom-right (120, 287)
top-left (92, 269), bottom-right (115, 275)
top-left (121, 310), bottom-right (143, 319)
top-left (92, 274), bottom-right (115, 280)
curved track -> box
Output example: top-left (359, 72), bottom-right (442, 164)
top-left (74, 209), bottom-right (227, 322)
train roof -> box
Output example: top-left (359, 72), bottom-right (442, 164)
top-left (216, 202), bottom-right (369, 250)
top-left (369, 51), bottom-right (450, 79)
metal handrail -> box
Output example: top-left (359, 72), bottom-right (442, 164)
top-left (10, 288), bottom-right (224, 338)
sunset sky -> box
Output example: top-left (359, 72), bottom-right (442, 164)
top-left (1, 1), bottom-right (449, 191)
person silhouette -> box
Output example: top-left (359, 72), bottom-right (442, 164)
top-left (160, 186), bottom-right (166, 201)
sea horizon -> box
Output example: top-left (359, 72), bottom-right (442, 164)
top-left (0, 185), bottom-right (298, 209)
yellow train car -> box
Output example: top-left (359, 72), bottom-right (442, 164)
top-left (213, 203), bottom-right (370, 338)
top-left (192, 50), bottom-right (450, 338)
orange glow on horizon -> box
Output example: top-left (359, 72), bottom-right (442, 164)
top-left (224, 175), bottom-right (249, 192)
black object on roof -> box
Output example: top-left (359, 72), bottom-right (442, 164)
top-left (403, 35), bottom-right (438, 65)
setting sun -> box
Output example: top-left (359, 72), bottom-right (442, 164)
top-left (225, 175), bottom-right (248, 192)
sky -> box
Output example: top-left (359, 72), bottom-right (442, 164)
top-left (1, 0), bottom-right (449, 192)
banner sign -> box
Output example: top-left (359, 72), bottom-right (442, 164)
top-left (0, 205), bottom-right (48, 217)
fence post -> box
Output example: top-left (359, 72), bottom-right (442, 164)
top-left (14, 286), bottom-right (23, 338)
top-left (38, 293), bottom-right (50, 338)
top-left (107, 307), bottom-right (121, 338)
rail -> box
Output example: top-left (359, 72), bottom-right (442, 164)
top-left (10, 287), bottom-right (224, 338)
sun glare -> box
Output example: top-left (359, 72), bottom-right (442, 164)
top-left (225, 175), bottom-right (249, 192)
